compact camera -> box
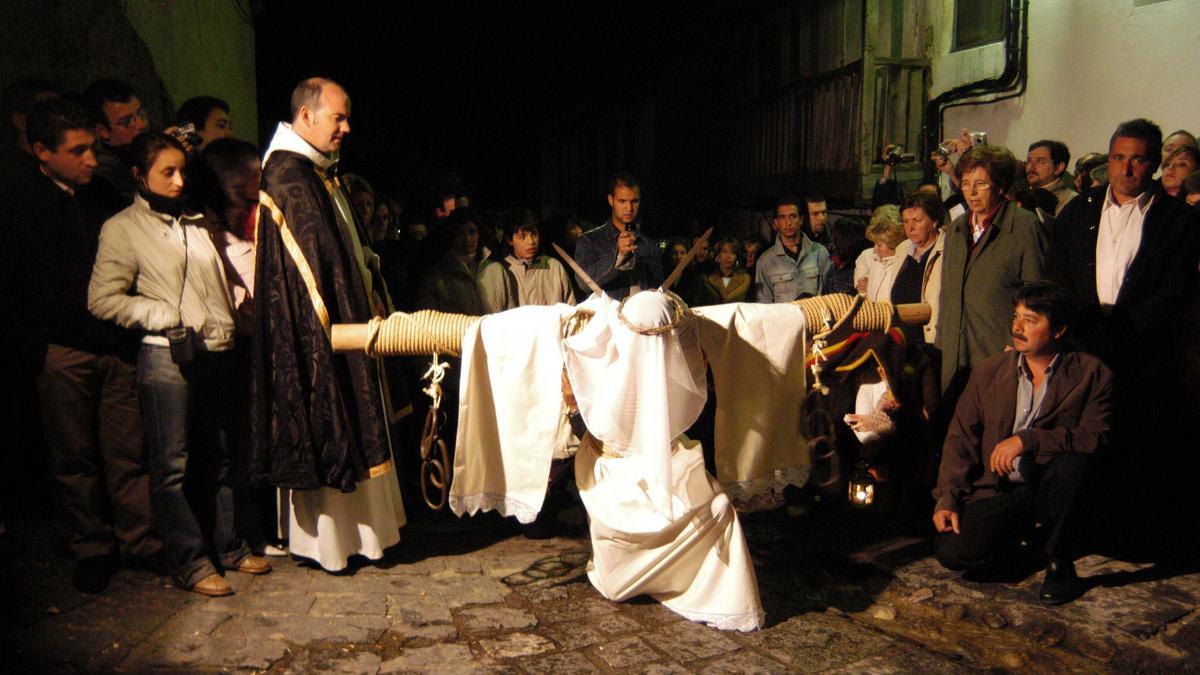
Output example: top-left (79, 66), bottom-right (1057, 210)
top-left (171, 123), bottom-right (204, 148)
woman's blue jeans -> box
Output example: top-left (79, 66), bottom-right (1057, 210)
top-left (138, 345), bottom-right (250, 588)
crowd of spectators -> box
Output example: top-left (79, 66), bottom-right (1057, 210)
top-left (2, 74), bottom-right (1198, 603)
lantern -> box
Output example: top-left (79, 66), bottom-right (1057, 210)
top-left (847, 461), bottom-right (876, 507)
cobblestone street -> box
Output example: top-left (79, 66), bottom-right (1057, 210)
top-left (4, 501), bottom-right (1200, 673)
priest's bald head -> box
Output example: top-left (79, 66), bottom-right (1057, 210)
top-left (290, 77), bottom-right (350, 155)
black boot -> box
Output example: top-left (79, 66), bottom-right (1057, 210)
top-left (1038, 558), bottom-right (1081, 605)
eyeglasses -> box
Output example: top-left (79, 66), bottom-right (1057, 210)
top-left (962, 180), bottom-right (993, 193)
top-left (112, 108), bottom-right (148, 130)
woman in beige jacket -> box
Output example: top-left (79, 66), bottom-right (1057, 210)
top-left (88, 132), bottom-right (268, 597)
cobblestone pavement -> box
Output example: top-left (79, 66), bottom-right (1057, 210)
top-left (4, 501), bottom-right (1200, 673)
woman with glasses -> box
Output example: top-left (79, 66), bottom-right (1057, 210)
top-left (939, 145), bottom-right (1049, 399)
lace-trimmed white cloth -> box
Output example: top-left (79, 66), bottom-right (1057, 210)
top-left (449, 303), bottom-right (580, 524)
top-left (691, 302), bottom-right (811, 497)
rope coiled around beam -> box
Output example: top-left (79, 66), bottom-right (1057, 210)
top-left (350, 294), bottom-right (899, 358)
top-left (793, 293), bottom-right (893, 338)
top-left (362, 310), bottom-right (480, 358)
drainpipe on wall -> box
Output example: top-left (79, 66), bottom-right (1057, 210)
top-left (922, 0), bottom-right (1029, 179)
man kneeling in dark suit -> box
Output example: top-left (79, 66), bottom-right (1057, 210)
top-left (932, 281), bottom-right (1114, 604)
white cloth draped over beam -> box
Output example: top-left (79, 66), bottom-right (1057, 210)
top-left (690, 302), bottom-right (811, 505)
top-left (449, 303), bottom-right (579, 523)
top-left (448, 300), bottom-right (812, 518)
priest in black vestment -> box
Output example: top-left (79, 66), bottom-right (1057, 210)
top-left (252, 78), bottom-right (408, 572)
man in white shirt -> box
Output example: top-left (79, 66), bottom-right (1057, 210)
top-left (1048, 118), bottom-right (1200, 555)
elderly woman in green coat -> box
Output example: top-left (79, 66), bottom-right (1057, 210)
top-left (939, 145), bottom-right (1048, 397)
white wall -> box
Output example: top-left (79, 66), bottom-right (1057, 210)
top-left (925, 0), bottom-right (1200, 159)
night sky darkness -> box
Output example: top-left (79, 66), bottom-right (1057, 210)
top-left (255, 1), bottom-right (689, 218)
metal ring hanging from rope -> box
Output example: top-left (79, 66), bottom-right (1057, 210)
top-left (418, 355), bottom-right (452, 511)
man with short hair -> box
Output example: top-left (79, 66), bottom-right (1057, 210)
top-left (1026, 140), bottom-right (1076, 215)
top-left (573, 172), bottom-right (662, 299)
top-left (1048, 119), bottom-right (1200, 550)
top-left (933, 281), bottom-right (1113, 605)
top-left (0, 78), bottom-right (62, 185)
top-left (804, 193), bottom-right (831, 248)
top-left (755, 195), bottom-right (831, 302)
top-left (176, 95), bottom-right (232, 149)
top-left (253, 77), bottom-right (407, 573)
top-left (1050, 119), bottom-right (1200, 371)
top-left (3, 98), bottom-right (158, 592)
top-left (83, 79), bottom-right (149, 200)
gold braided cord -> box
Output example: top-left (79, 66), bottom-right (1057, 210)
top-left (259, 191), bottom-right (331, 336)
top-left (793, 293), bottom-right (894, 337)
top-left (362, 310), bottom-right (481, 358)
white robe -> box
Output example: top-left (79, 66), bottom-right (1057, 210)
top-left (282, 473), bottom-right (406, 572)
top-left (575, 433), bottom-right (763, 632)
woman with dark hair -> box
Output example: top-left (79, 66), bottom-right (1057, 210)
top-left (740, 234), bottom-right (766, 280)
top-left (193, 138), bottom-right (261, 330)
top-left (416, 206), bottom-right (489, 314)
top-left (659, 236), bottom-right (701, 304)
top-left (477, 208), bottom-right (575, 313)
top-left (823, 219), bottom-right (870, 295)
top-left (192, 138), bottom-right (286, 557)
top-left (88, 132), bottom-right (269, 597)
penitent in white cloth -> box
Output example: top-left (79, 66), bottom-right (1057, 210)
top-left (283, 470), bottom-right (406, 572)
top-left (564, 291), bottom-right (763, 631)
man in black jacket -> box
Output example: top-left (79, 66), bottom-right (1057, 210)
top-left (4, 98), bottom-right (158, 592)
top-left (1048, 118), bottom-right (1200, 554)
top-left (1050, 119), bottom-right (1200, 370)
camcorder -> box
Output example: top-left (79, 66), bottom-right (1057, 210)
top-left (884, 145), bottom-right (916, 166)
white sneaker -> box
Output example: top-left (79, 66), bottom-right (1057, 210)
top-left (262, 544), bottom-right (288, 557)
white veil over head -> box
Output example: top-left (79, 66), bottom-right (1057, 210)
top-left (562, 289), bottom-right (707, 516)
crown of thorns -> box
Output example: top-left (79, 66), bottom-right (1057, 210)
top-left (616, 289), bottom-right (690, 335)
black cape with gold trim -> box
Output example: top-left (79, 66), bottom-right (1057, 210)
top-left (251, 149), bottom-right (400, 492)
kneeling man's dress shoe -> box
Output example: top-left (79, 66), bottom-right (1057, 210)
top-left (1038, 558), bottom-right (1081, 605)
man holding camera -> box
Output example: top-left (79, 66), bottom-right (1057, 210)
top-left (574, 172), bottom-right (662, 300)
